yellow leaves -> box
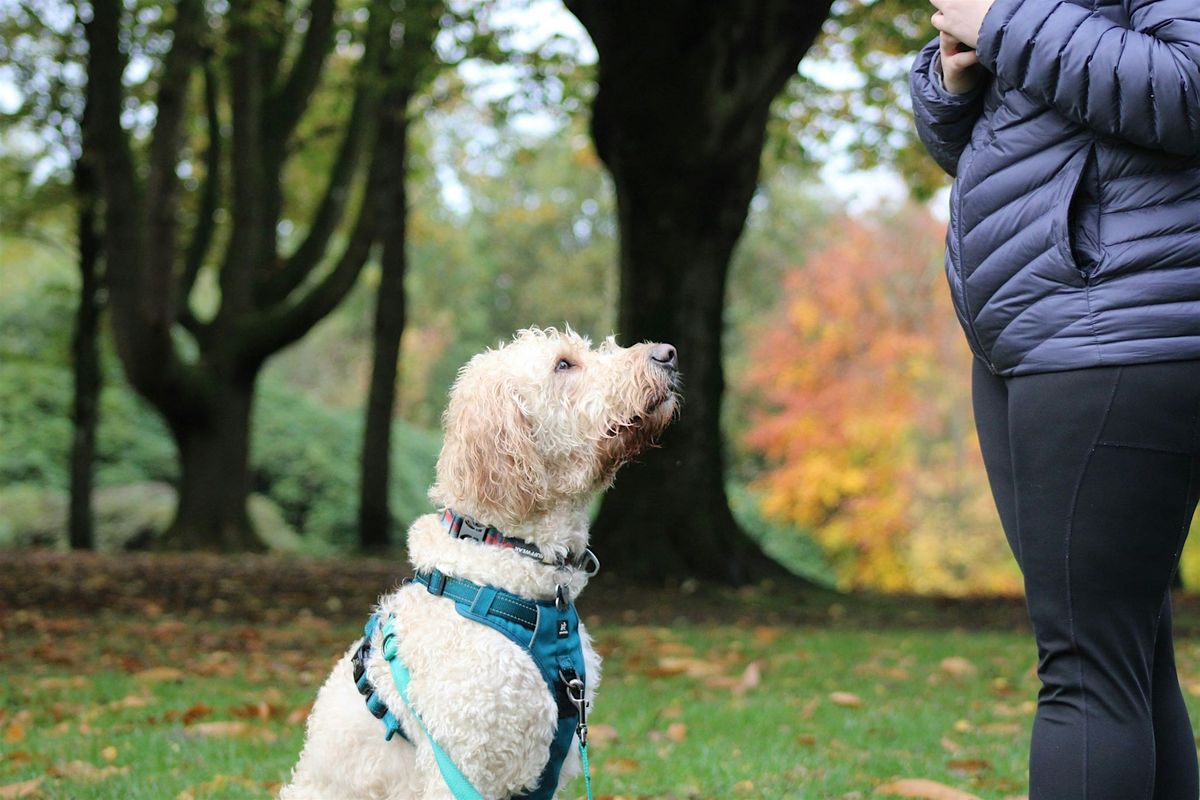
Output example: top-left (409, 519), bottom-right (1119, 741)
top-left (738, 208), bottom-right (1012, 594)
top-left (875, 778), bottom-right (982, 800)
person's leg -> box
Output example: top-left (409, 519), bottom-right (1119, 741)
top-left (972, 358), bottom-right (1021, 566)
top-left (1007, 361), bottom-right (1200, 800)
top-left (1152, 594), bottom-right (1200, 800)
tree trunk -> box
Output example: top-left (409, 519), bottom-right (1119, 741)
top-left (593, 155), bottom-right (785, 584)
top-left (166, 379), bottom-right (261, 551)
top-left (68, 152), bottom-right (103, 551)
top-left (566, 0), bottom-right (835, 584)
top-left (359, 96), bottom-right (411, 551)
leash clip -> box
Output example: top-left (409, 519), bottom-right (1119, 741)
top-left (563, 674), bottom-right (589, 746)
top-left (555, 583), bottom-right (569, 612)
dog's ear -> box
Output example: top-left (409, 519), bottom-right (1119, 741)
top-left (432, 373), bottom-right (547, 524)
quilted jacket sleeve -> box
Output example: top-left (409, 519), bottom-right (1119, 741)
top-left (977, 0), bottom-right (1200, 157)
top-left (909, 37), bottom-right (988, 176)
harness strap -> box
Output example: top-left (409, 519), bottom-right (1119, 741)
top-left (413, 569), bottom-right (540, 630)
top-left (353, 615), bottom-right (409, 743)
top-left (381, 617), bottom-right (486, 800)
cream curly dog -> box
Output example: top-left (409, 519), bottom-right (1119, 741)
top-left (281, 327), bottom-right (679, 800)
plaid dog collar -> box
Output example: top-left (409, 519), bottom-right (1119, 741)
top-left (440, 509), bottom-right (599, 575)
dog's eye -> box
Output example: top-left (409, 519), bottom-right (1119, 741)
top-left (555, 358), bottom-right (575, 372)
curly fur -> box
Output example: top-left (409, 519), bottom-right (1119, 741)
top-left (280, 327), bottom-right (679, 800)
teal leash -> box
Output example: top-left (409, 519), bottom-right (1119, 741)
top-left (578, 741), bottom-right (594, 800)
top-left (563, 673), bottom-right (595, 800)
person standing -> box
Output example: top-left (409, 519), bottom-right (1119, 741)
top-left (910, 0), bottom-right (1200, 797)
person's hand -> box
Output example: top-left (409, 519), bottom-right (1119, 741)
top-left (938, 32), bottom-right (983, 94)
top-left (930, 0), bottom-right (995, 49)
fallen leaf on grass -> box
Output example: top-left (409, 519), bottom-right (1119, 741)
top-left (133, 667), bottom-right (184, 683)
top-left (3, 724), bottom-right (25, 744)
top-left (947, 758), bottom-right (991, 774)
top-left (0, 778), bottom-right (42, 799)
top-left (704, 661), bottom-right (763, 695)
top-left (229, 701), bottom-right (277, 722)
top-left (666, 722), bottom-right (687, 742)
top-left (587, 723), bottom-right (620, 747)
top-left (646, 656), bottom-right (724, 679)
top-left (47, 761), bottom-right (129, 781)
top-left (175, 774), bottom-right (260, 800)
top-left (939, 657), bottom-right (977, 678)
top-left (181, 703), bottom-right (214, 724)
top-left (874, 778), bottom-right (982, 800)
top-left (285, 703), bottom-right (312, 726)
top-left (829, 691), bottom-right (863, 709)
top-left (188, 721), bottom-right (277, 742)
top-left (34, 676), bottom-right (90, 691)
top-left (100, 746), bottom-right (118, 762)
top-left (599, 757), bottom-right (640, 775)
top-left (107, 694), bottom-right (154, 711)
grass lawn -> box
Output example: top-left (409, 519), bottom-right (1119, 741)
top-left (4, 553), bottom-right (1200, 800)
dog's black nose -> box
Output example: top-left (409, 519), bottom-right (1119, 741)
top-left (650, 343), bottom-right (677, 371)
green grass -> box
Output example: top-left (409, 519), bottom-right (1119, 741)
top-left (4, 609), bottom-right (1200, 799)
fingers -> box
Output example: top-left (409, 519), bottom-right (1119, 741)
top-left (945, 50), bottom-right (979, 70)
top-left (938, 30), bottom-right (961, 58)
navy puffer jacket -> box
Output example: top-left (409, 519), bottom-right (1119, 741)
top-left (910, 0), bottom-right (1200, 376)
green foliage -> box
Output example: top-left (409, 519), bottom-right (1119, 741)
top-left (0, 361), bottom-right (177, 490)
top-left (728, 483), bottom-right (838, 590)
top-left (0, 266), bottom-right (439, 548)
top-left (251, 380), bottom-right (440, 548)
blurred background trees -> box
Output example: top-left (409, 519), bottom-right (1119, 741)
top-left (5, 0), bottom-right (1197, 594)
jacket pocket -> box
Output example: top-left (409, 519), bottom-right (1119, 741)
top-left (1055, 143), bottom-right (1101, 282)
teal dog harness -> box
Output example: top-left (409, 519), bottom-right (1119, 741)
top-left (352, 513), bottom-right (594, 800)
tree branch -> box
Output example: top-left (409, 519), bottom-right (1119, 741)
top-left (180, 51), bottom-right (222, 308)
top-left (266, 0), bottom-right (335, 149)
top-left (240, 169), bottom-right (382, 364)
top-left (82, 0), bottom-right (198, 417)
top-left (144, 0), bottom-right (204, 326)
top-left (216, 0), bottom-right (269, 321)
top-left (254, 68), bottom-right (375, 306)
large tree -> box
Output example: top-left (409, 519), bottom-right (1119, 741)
top-left (563, 1), bottom-right (837, 583)
top-left (83, 0), bottom-right (408, 550)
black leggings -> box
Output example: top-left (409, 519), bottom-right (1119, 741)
top-left (973, 359), bottom-right (1200, 800)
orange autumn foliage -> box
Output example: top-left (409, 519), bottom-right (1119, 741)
top-left (739, 207), bottom-right (1020, 594)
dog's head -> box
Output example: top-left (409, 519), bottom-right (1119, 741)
top-left (430, 327), bottom-right (681, 526)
